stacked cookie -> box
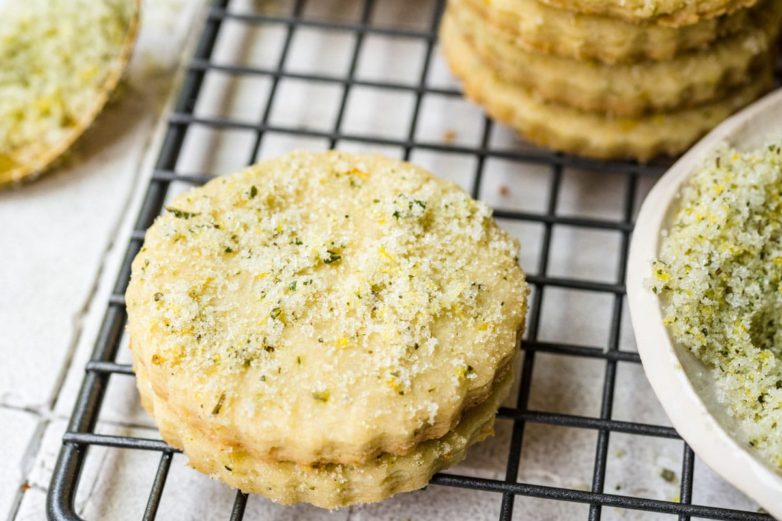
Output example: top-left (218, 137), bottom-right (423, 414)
top-left (441, 0), bottom-right (782, 160)
top-left (127, 151), bottom-right (528, 508)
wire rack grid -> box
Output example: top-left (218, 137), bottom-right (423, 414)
top-left (47, 0), bottom-right (782, 520)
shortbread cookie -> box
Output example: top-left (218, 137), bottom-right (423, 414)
top-left (448, 1), bottom-right (781, 116)
top-left (134, 353), bottom-right (514, 508)
top-left (0, 0), bottom-right (139, 188)
top-left (537, 0), bottom-right (757, 26)
top-left (127, 151), bottom-right (528, 465)
top-left (460, 0), bottom-right (760, 64)
top-left (440, 18), bottom-right (773, 161)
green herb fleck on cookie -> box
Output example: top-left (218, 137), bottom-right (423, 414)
top-left (324, 250), bottom-right (341, 264)
top-left (166, 207), bottom-right (200, 219)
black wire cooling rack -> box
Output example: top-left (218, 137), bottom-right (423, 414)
top-left (47, 1), bottom-right (782, 520)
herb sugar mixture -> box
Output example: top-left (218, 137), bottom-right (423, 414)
top-left (652, 141), bottom-right (782, 469)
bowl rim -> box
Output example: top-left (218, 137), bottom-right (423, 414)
top-left (626, 88), bottom-right (782, 518)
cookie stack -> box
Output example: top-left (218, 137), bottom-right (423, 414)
top-left (441, 0), bottom-right (782, 161)
top-left (127, 151), bottom-right (528, 508)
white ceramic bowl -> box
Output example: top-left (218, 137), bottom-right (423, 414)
top-left (627, 88), bottom-right (782, 518)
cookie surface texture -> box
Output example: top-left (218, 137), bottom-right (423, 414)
top-left (126, 150), bottom-right (528, 466)
top-left (0, 0), bottom-right (139, 187)
top-left (440, 15), bottom-right (773, 161)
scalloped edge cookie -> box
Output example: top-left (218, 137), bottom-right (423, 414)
top-left (448, 0), bottom-right (781, 116)
top-left (440, 16), bottom-right (773, 161)
top-left (459, 0), bottom-right (768, 65)
top-left (127, 151), bottom-right (528, 465)
top-left (134, 350), bottom-right (515, 508)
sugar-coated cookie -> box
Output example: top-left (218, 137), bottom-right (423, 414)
top-left (134, 353), bottom-right (515, 508)
top-left (127, 151), bottom-right (527, 466)
top-left (449, 0), bottom-right (780, 116)
top-left (440, 16), bottom-right (773, 161)
top-left (462, 0), bottom-right (762, 64)
top-left (0, 0), bottom-right (139, 187)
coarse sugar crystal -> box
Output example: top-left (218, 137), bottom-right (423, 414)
top-left (652, 141), bottom-right (782, 470)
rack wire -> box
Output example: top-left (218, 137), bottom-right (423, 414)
top-left (47, 1), bottom-right (782, 519)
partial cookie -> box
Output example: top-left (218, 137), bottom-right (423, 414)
top-left (127, 150), bottom-right (528, 466)
top-left (0, 0), bottom-right (140, 188)
top-left (448, 1), bottom-right (781, 117)
top-left (460, 0), bottom-right (766, 65)
top-left (134, 353), bottom-right (514, 509)
top-left (536, 0), bottom-right (757, 26)
top-left (440, 17), bottom-right (772, 161)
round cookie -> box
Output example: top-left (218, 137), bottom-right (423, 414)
top-left (536, 0), bottom-right (758, 26)
top-left (126, 151), bottom-right (528, 466)
top-left (0, 0), bottom-right (140, 188)
top-left (134, 352), bottom-right (515, 508)
top-left (440, 15), bottom-right (773, 161)
top-left (460, 0), bottom-right (761, 64)
top-left (449, 0), bottom-right (781, 117)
